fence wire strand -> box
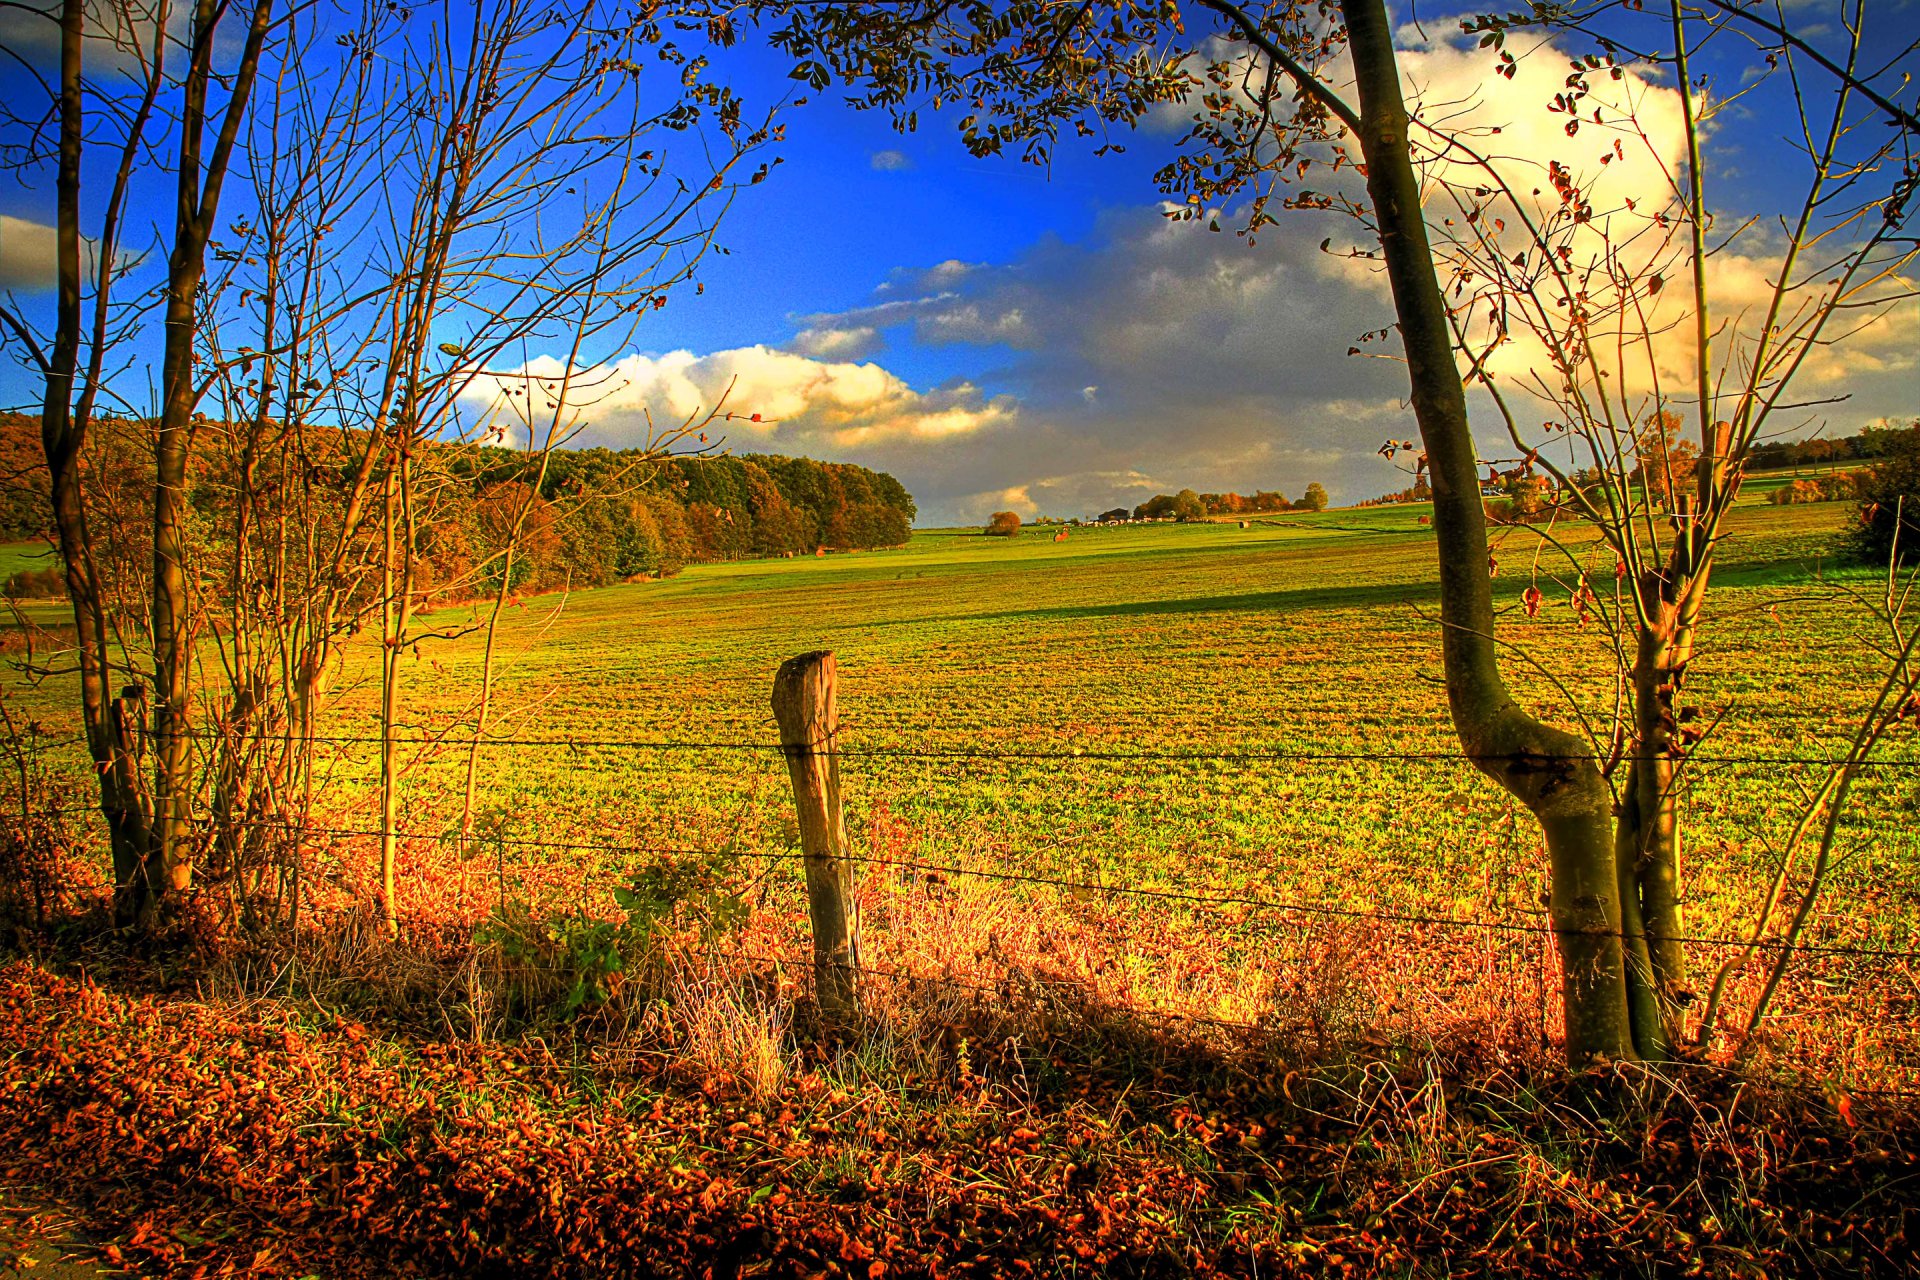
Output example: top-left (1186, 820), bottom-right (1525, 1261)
top-left (12, 725), bottom-right (1920, 768)
top-left (5, 805), bottom-right (1913, 963)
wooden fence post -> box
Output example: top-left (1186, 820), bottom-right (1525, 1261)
top-left (771, 650), bottom-right (860, 1019)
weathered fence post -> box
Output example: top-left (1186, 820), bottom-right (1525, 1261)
top-left (771, 650), bottom-right (860, 1019)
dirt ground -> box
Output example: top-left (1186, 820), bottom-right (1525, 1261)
top-left (0, 1187), bottom-right (116, 1279)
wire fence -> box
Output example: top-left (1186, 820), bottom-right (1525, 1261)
top-left (472, 939), bottom-right (1920, 1103)
top-left (3, 802), bottom-right (1915, 962)
top-left (10, 724), bottom-right (1919, 768)
top-left (5, 691), bottom-right (1916, 1116)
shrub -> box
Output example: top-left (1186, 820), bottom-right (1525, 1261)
top-left (476, 847), bottom-right (748, 1025)
top-left (1769, 472), bottom-right (1861, 505)
top-left (2, 566), bottom-right (64, 599)
top-left (1849, 423), bottom-right (1920, 565)
top-left (0, 807), bottom-right (74, 931)
top-left (984, 511), bottom-right (1021, 537)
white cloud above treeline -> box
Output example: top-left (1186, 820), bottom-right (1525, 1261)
top-left (486, 346), bottom-right (1017, 457)
top-left (0, 217), bottom-right (57, 292)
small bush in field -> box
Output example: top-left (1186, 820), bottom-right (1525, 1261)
top-left (1770, 472), bottom-right (1861, 505)
top-left (477, 845), bottom-right (748, 1022)
top-left (984, 511), bottom-right (1021, 537)
top-left (2, 566), bottom-right (63, 599)
top-left (1851, 424), bottom-right (1920, 564)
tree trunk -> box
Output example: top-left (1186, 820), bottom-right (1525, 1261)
top-left (150, 0), bottom-right (278, 908)
top-left (1341, 0), bottom-right (1636, 1065)
top-left (152, 240), bottom-right (202, 900)
top-left (42, 0), bottom-right (158, 924)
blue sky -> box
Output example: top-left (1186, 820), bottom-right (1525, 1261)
top-left (2, 2), bottom-right (1916, 525)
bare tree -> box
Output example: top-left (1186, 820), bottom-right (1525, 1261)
top-left (1, 0), bottom-right (280, 925)
top-left (2, 0), bottom-right (778, 938)
top-left (195, 0), bottom-right (776, 936)
top-left (1376, 0), bottom-right (1919, 1056)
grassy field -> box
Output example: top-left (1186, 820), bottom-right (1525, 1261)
top-left (10, 492), bottom-right (1913, 1067)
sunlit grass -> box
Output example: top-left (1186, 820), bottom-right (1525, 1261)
top-left (6, 497), bottom-right (1912, 1073)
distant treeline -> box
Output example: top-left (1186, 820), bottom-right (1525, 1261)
top-left (1360, 423), bottom-right (1914, 507)
top-left (1093, 485), bottom-right (1325, 522)
top-left (509, 449), bottom-right (915, 587)
top-left (0, 415), bottom-right (914, 598)
top-left (1748, 424), bottom-right (1914, 472)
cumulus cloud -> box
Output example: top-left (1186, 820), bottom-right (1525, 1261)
top-left (789, 325), bottom-right (882, 360)
top-left (0, 216), bottom-right (56, 292)
top-left (469, 346), bottom-right (1017, 459)
top-left (479, 31), bottom-right (1912, 526)
top-left (1391, 28), bottom-right (1916, 410)
top-left (472, 194), bottom-right (1412, 526)
top-left (772, 205), bottom-right (1416, 523)
top-left (870, 149), bottom-right (913, 171)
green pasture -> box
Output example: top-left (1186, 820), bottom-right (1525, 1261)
top-left (0, 542), bottom-right (67, 629)
top-left (0, 542), bottom-right (56, 583)
top-left (6, 496), bottom-right (1915, 986)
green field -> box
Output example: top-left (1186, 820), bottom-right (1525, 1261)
top-left (7, 496), bottom-right (1913, 1060)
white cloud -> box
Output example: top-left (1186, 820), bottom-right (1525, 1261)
top-left (919, 302), bottom-right (1031, 345)
top-left (0, 216), bottom-right (56, 292)
top-left (870, 149), bottom-right (912, 171)
top-left (474, 28), bottom-right (1913, 525)
top-left (789, 325), bottom-right (881, 360)
top-left (1384, 30), bottom-right (1916, 420)
top-left (469, 346), bottom-right (1016, 458)
top-left (780, 205), bottom-right (1418, 522)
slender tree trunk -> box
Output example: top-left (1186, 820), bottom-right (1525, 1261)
top-left (378, 461), bottom-right (401, 936)
top-left (152, 251), bottom-right (203, 900)
top-left (1341, 0), bottom-right (1636, 1064)
top-left (150, 0), bottom-right (279, 908)
top-left (42, 0), bottom-right (158, 923)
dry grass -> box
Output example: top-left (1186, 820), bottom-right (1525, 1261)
top-left (662, 959), bottom-right (793, 1104)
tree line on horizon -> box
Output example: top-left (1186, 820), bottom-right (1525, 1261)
top-left (1361, 418), bottom-right (1920, 532)
top-left (0, 414), bottom-right (915, 602)
top-left (1089, 483), bottom-right (1329, 524)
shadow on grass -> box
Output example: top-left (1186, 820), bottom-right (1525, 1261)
top-left (948, 577), bottom-right (1442, 625)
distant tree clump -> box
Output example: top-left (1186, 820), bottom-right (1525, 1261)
top-left (1628, 412), bottom-right (1701, 510)
top-left (984, 510), bottom-right (1022, 537)
top-left (1298, 483), bottom-right (1329, 512)
top-left (1361, 477), bottom-right (1432, 506)
top-left (0, 415), bottom-right (50, 542)
top-left (1200, 489), bottom-right (1291, 515)
top-left (0, 417), bottom-right (916, 605)
top-left (1128, 488), bottom-right (1296, 520)
top-left (1769, 474), bottom-right (1861, 506)
top-left (1850, 421), bottom-right (1920, 566)
top-left (1748, 423), bottom-right (1913, 473)
top-left (2, 565), bottom-right (63, 598)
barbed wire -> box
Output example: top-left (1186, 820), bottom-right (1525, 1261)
top-left (14, 725), bottom-right (1919, 769)
top-left (6, 805), bottom-right (1913, 962)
